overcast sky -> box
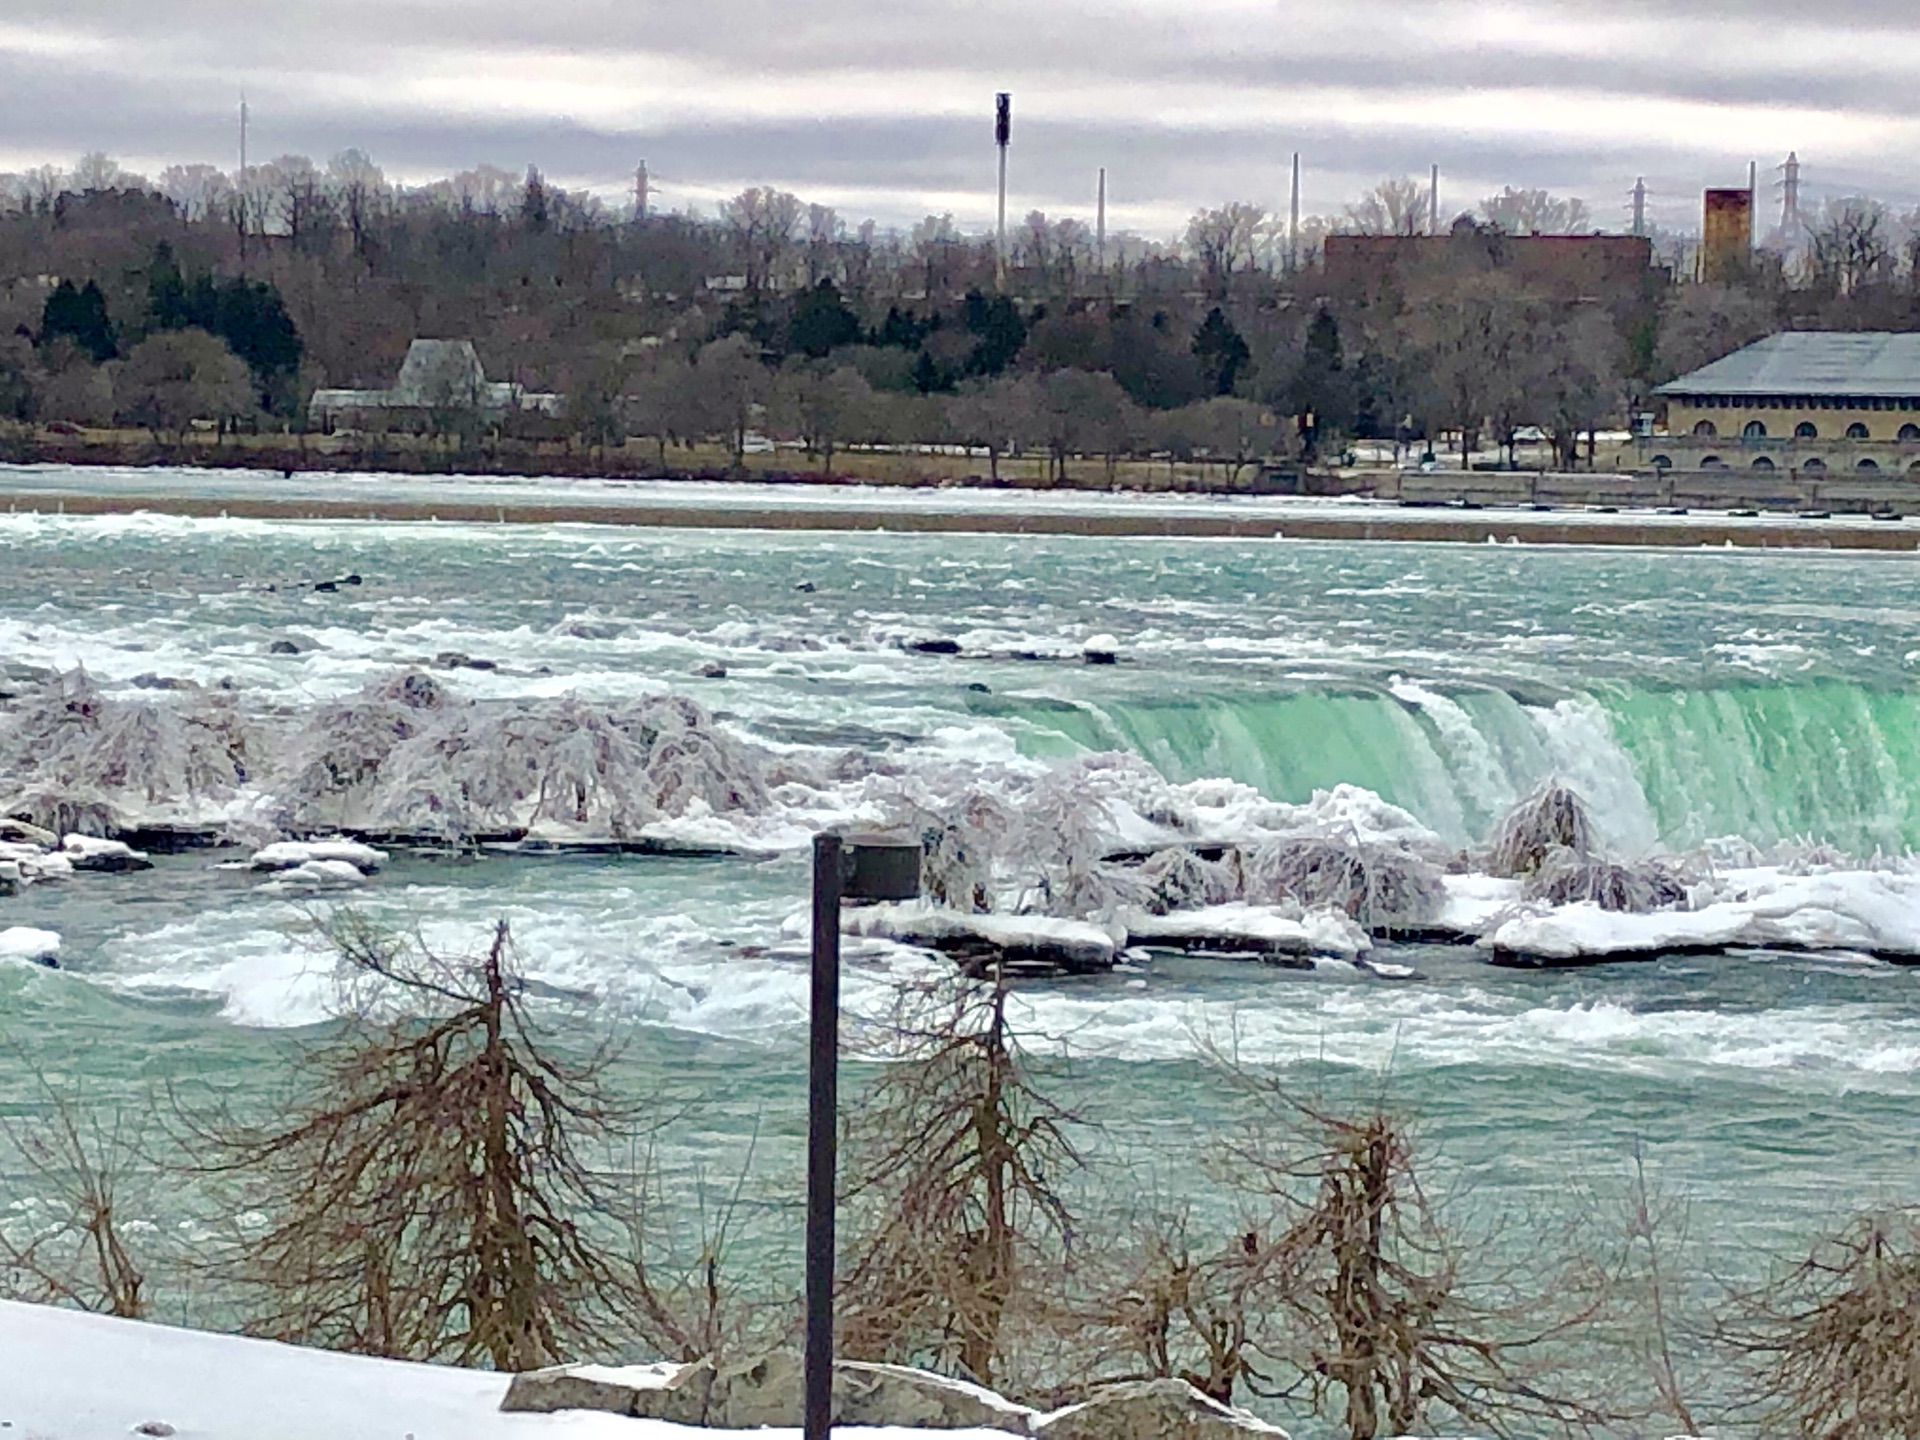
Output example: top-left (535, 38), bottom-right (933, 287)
top-left (3, 0), bottom-right (1917, 237)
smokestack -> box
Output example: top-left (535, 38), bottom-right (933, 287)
top-left (995, 92), bottom-right (1011, 289)
top-left (1289, 152), bottom-right (1301, 274)
top-left (1430, 163), bottom-right (1440, 236)
top-left (1631, 177), bottom-right (1647, 238)
top-left (634, 161), bottom-right (649, 223)
top-left (1749, 159), bottom-right (1759, 248)
top-left (1096, 167), bottom-right (1106, 274)
top-left (1782, 151), bottom-right (1802, 233)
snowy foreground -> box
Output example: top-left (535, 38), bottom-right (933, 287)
top-left (0, 1302), bottom-right (1016, 1440)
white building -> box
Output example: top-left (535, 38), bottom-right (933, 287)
top-left (309, 340), bottom-right (563, 431)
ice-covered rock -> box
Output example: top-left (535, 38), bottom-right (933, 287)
top-left (60, 834), bottom-right (153, 872)
top-left (1483, 869), bottom-right (1920, 965)
top-left (0, 927), bottom-right (60, 967)
top-left (248, 839), bottom-right (386, 873)
top-left (1035, 1379), bottom-right (1288, 1439)
top-left (845, 902), bottom-right (1118, 974)
top-left (266, 859), bottom-right (368, 889)
top-left (1121, 903), bottom-right (1371, 961)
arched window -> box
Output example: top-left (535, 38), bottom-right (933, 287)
top-left (1701, 455), bottom-right (1726, 470)
top-left (1803, 458), bottom-right (1828, 474)
top-left (1847, 422), bottom-right (1871, 440)
top-left (1858, 457), bottom-right (1881, 472)
top-left (1651, 455), bottom-right (1673, 470)
top-left (1743, 420), bottom-right (1768, 438)
top-left (1899, 424), bottom-right (1920, 442)
top-left (1795, 422), bottom-right (1819, 439)
top-left (1694, 420), bottom-right (1718, 438)
top-left (1751, 456), bottom-right (1776, 471)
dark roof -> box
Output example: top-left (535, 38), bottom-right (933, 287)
top-left (1656, 332), bottom-right (1920, 399)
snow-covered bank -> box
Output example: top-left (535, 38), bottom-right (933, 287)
top-left (1484, 868), bottom-right (1920, 965)
top-left (0, 1301), bottom-right (1020, 1440)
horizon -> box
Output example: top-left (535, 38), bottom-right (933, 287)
top-left (4, 0), bottom-right (1919, 238)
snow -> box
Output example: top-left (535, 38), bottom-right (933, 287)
top-left (263, 858), bottom-right (369, 889)
top-left (0, 926), bottom-right (59, 964)
top-left (0, 1300), bottom-right (1018, 1440)
top-left (1482, 869), bottom-right (1920, 961)
top-left (1120, 903), bottom-right (1372, 958)
top-left (60, 834), bottom-right (149, 865)
top-left (844, 903), bottom-right (1119, 970)
top-left (1435, 873), bottom-right (1523, 934)
top-left (249, 838), bottom-right (388, 872)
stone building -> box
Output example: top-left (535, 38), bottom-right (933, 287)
top-left (1649, 332), bottom-right (1920, 476)
top-left (309, 339), bottom-right (562, 432)
top-left (1322, 225), bottom-right (1659, 308)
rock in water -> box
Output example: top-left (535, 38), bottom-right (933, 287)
top-left (268, 640), bottom-right (302, 655)
top-left (1082, 633), bottom-right (1119, 665)
top-left (694, 660), bottom-right (728, 679)
top-left (0, 927), bottom-right (61, 967)
top-left (1034, 1380), bottom-right (1289, 1439)
top-left (248, 839), bottom-right (387, 873)
top-left (60, 834), bottom-right (153, 872)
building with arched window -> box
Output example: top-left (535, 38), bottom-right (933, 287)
top-left (1649, 332), bottom-right (1920, 473)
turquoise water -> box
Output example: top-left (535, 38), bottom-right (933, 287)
top-left (4, 487), bottom-right (1920, 1429)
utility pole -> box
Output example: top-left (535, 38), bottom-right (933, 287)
top-left (1288, 151), bottom-right (1301, 274)
top-left (1631, 177), bottom-right (1647, 238)
top-left (634, 161), bottom-right (649, 224)
top-left (1096, 166), bottom-right (1106, 276)
top-left (1429, 163), bottom-right (1440, 235)
top-left (238, 95), bottom-right (250, 272)
top-left (995, 92), bottom-right (1011, 290)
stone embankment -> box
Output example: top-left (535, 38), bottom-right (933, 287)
top-left (502, 1352), bottom-right (1288, 1438)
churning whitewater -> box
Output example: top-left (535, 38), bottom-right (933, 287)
top-left (5, 492), bottom-right (1920, 1376)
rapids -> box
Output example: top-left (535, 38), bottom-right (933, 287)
top-left (4, 483), bottom-right (1920, 1433)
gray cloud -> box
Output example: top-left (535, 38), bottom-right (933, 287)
top-left (2, 0), bottom-right (1916, 232)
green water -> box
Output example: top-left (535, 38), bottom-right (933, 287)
top-left (3, 489), bottom-right (1920, 1432)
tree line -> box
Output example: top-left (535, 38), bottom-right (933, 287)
top-left (2, 154), bottom-right (1918, 476)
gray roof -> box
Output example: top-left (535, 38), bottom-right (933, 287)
top-left (1656, 332), bottom-right (1920, 399)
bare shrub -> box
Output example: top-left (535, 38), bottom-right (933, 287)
top-left (186, 914), bottom-right (667, 1369)
top-left (1487, 782), bottom-right (1599, 878)
top-left (839, 968), bottom-right (1080, 1389)
top-left (1136, 847), bottom-right (1242, 915)
top-left (0, 1073), bottom-right (150, 1319)
top-left (1721, 1208), bottom-right (1920, 1440)
top-left (1241, 835), bottom-right (1444, 931)
top-left (1524, 845), bottom-right (1691, 913)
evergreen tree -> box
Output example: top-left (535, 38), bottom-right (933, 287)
top-left (961, 290), bottom-right (1026, 377)
top-left (1191, 307), bottom-right (1249, 397)
top-left (40, 281), bottom-right (116, 363)
top-left (786, 278), bottom-right (861, 359)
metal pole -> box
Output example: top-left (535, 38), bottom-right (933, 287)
top-left (1289, 152), bottom-right (1301, 274)
top-left (997, 146), bottom-right (1009, 289)
top-left (804, 832), bottom-right (844, 1440)
top-left (1096, 167), bottom-right (1106, 276)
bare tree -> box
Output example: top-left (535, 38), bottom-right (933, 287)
top-left (1403, 270), bottom-right (1536, 462)
top-left (188, 915), bottom-right (656, 1371)
top-left (946, 374), bottom-right (1041, 483)
top-left (1344, 178), bottom-right (1431, 238)
top-left (1480, 187), bottom-right (1593, 235)
top-left (1185, 203), bottom-right (1266, 299)
top-left (1653, 283), bottom-right (1776, 383)
top-left (694, 333), bottom-right (768, 470)
top-left (69, 151), bottom-right (126, 193)
top-left (116, 330), bottom-right (256, 442)
top-left (839, 968), bottom-right (1081, 1390)
top-left (158, 163), bottom-right (232, 222)
top-left (0, 1071), bottom-right (150, 1319)
top-left (1806, 196), bottom-right (1894, 297)
top-left (1721, 1208), bottom-right (1920, 1440)
top-left (770, 360), bottom-right (874, 473)
top-left (720, 187), bottom-right (804, 294)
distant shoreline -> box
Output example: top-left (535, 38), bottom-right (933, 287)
top-left (5, 480), bottom-right (1920, 551)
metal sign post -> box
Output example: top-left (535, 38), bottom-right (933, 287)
top-left (805, 832), bottom-right (921, 1440)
